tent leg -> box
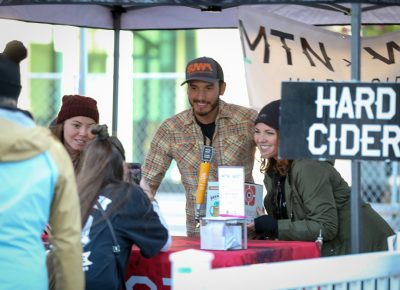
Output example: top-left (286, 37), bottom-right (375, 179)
top-left (350, 3), bottom-right (362, 254)
top-left (79, 27), bottom-right (87, 95)
top-left (112, 6), bottom-right (124, 136)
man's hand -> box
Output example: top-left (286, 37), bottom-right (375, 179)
top-left (140, 178), bottom-right (156, 201)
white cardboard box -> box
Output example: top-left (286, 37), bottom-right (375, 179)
top-left (205, 181), bottom-right (263, 218)
top-left (200, 217), bottom-right (247, 250)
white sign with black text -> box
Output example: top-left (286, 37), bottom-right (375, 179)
top-left (238, 7), bottom-right (400, 110)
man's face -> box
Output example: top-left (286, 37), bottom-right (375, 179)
top-left (187, 80), bottom-right (226, 123)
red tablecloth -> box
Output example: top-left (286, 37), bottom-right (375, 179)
top-left (125, 236), bottom-right (320, 289)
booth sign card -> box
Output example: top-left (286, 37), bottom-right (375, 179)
top-left (218, 166), bottom-right (246, 217)
top-left (206, 181), bottom-right (263, 218)
top-left (201, 166), bottom-right (251, 251)
top-left (280, 82), bottom-right (400, 161)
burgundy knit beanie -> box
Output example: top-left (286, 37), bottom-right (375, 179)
top-left (56, 95), bottom-right (99, 124)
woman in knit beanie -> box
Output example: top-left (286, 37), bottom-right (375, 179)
top-left (50, 94), bottom-right (99, 171)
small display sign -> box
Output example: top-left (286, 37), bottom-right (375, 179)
top-left (218, 166), bottom-right (245, 217)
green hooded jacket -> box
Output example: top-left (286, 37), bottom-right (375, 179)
top-left (264, 159), bottom-right (394, 256)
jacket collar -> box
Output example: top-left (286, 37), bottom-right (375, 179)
top-left (0, 105), bottom-right (34, 120)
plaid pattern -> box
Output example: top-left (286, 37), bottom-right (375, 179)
top-left (143, 100), bottom-right (258, 236)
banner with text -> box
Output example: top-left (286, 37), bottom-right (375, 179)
top-left (238, 7), bottom-right (400, 110)
top-left (280, 82), bottom-right (400, 161)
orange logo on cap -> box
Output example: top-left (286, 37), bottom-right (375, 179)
top-left (187, 62), bottom-right (213, 74)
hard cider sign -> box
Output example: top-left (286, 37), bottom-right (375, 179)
top-left (280, 82), bottom-right (400, 161)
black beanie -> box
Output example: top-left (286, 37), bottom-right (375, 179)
top-left (0, 40), bottom-right (28, 100)
top-left (255, 100), bottom-right (280, 130)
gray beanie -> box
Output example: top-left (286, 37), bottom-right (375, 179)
top-left (0, 40), bottom-right (28, 100)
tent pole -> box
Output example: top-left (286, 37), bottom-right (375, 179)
top-left (112, 7), bottom-right (123, 136)
top-left (79, 27), bottom-right (87, 95)
top-left (350, 2), bottom-right (362, 254)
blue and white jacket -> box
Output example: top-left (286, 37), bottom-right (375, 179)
top-left (0, 107), bottom-right (84, 290)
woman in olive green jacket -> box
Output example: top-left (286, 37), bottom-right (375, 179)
top-left (249, 100), bottom-right (394, 256)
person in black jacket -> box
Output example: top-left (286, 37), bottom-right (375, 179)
top-left (77, 124), bottom-right (171, 290)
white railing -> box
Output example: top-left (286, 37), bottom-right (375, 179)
top-left (171, 249), bottom-right (400, 290)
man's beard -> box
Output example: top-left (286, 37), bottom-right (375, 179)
top-left (190, 98), bottom-right (219, 117)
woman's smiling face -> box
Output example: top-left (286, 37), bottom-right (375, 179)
top-left (63, 116), bottom-right (96, 152)
top-left (254, 122), bottom-right (279, 159)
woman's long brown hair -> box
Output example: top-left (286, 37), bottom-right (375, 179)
top-left (76, 124), bottom-right (128, 225)
top-left (49, 122), bottom-right (81, 171)
top-left (260, 158), bottom-right (292, 176)
top-left (47, 125), bottom-right (128, 290)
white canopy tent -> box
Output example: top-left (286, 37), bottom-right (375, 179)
top-left (1, 1), bottom-right (399, 29)
top-left (1, 1), bottom-right (399, 132)
top-left (1, 0), bottom-right (399, 253)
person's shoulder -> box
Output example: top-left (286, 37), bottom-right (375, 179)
top-left (221, 101), bottom-right (258, 121)
top-left (170, 108), bottom-right (192, 121)
top-left (43, 127), bottom-right (75, 170)
top-left (222, 101), bottom-right (257, 113)
top-left (293, 159), bottom-right (321, 167)
top-left (292, 159), bottom-right (334, 175)
top-left (122, 184), bottom-right (150, 203)
top-left (158, 108), bottom-right (193, 129)
top-left (44, 128), bottom-right (68, 156)
top-left (116, 184), bottom-right (153, 215)
top-left (6, 121), bottom-right (69, 163)
top-left (104, 183), bottom-right (143, 206)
